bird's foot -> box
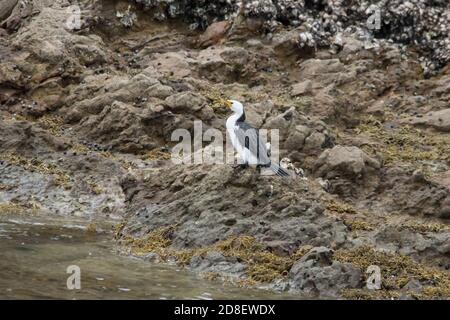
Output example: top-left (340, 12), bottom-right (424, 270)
top-left (232, 163), bottom-right (249, 170)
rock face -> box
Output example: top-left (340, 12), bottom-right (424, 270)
top-left (131, 0), bottom-right (450, 75)
top-left (1, 0), bottom-right (449, 300)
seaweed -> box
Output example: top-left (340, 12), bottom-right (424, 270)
top-left (335, 246), bottom-right (450, 299)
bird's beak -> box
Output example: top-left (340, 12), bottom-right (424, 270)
top-left (225, 100), bottom-right (232, 109)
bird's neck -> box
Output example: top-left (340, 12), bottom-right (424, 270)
top-left (226, 109), bottom-right (245, 129)
top-left (235, 109), bottom-right (245, 122)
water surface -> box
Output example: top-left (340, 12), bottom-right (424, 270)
top-left (0, 216), bottom-right (298, 300)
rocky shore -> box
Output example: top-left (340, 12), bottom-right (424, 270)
top-left (1, 0), bottom-right (449, 299)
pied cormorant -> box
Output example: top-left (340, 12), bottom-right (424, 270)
top-left (225, 100), bottom-right (290, 177)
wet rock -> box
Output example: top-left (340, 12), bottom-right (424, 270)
top-left (374, 225), bottom-right (450, 271)
top-left (296, 246), bottom-right (334, 266)
top-left (0, 118), bottom-right (67, 153)
top-left (143, 252), bottom-right (161, 263)
top-left (64, 71), bottom-right (159, 119)
top-left (432, 170), bottom-right (450, 193)
top-left (189, 251), bottom-right (247, 279)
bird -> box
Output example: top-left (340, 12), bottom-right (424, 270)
top-left (225, 100), bottom-right (290, 177)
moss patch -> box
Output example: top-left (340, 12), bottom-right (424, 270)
top-left (398, 222), bottom-right (450, 233)
top-left (87, 180), bottom-right (103, 195)
top-left (86, 223), bottom-right (98, 234)
top-left (0, 202), bottom-right (39, 215)
top-left (119, 228), bottom-right (300, 284)
top-left (327, 199), bottom-right (360, 215)
top-left (200, 88), bottom-right (231, 115)
top-left (0, 153), bottom-right (71, 188)
top-left (0, 202), bottom-right (24, 215)
top-left (37, 115), bottom-right (64, 136)
top-left (70, 143), bottom-right (90, 154)
top-left (355, 117), bottom-right (450, 166)
top-left (335, 246), bottom-right (450, 299)
top-left (142, 149), bottom-right (171, 161)
top-left (343, 219), bottom-right (374, 232)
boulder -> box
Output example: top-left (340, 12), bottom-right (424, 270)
top-left (291, 80), bottom-right (312, 96)
top-left (406, 109), bottom-right (450, 132)
top-left (0, 0), bottom-right (17, 22)
top-left (314, 145), bottom-right (381, 180)
top-left (165, 91), bottom-right (206, 112)
top-left (289, 247), bottom-right (362, 297)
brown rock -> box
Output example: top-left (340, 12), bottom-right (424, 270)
top-left (291, 80), bottom-right (312, 96)
top-left (407, 109), bottom-right (450, 132)
top-left (0, 0), bottom-right (17, 22)
top-left (196, 20), bottom-right (231, 48)
top-left (314, 145), bottom-right (381, 179)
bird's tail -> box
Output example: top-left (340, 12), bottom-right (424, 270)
top-left (269, 163), bottom-right (291, 177)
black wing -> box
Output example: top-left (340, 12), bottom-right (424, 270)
top-left (234, 122), bottom-right (271, 165)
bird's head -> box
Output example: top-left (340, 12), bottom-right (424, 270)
top-left (226, 100), bottom-right (244, 114)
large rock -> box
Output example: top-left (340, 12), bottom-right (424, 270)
top-left (406, 109), bottom-right (450, 132)
top-left (148, 51), bottom-right (195, 79)
top-left (291, 80), bottom-right (312, 97)
top-left (288, 247), bottom-right (363, 297)
top-left (119, 164), bottom-right (349, 252)
top-left (196, 21), bottom-right (231, 48)
top-left (314, 146), bottom-right (381, 180)
top-left (165, 91), bottom-right (206, 112)
top-left (194, 46), bottom-right (265, 84)
top-left (0, 0), bottom-right (18, 22)
top-left (76, 101), bottom-right (156, 153)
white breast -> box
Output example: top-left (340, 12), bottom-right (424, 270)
top-left (226, 115), bottom-right (259, 165)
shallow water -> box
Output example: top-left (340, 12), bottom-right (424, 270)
top-left (0, 216), bottom-right (298, 300)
